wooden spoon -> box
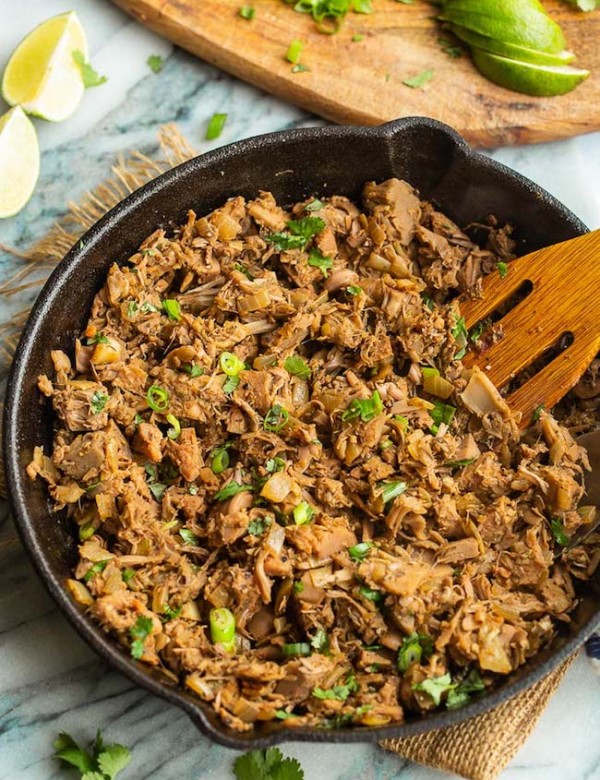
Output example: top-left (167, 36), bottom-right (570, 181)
top-left (460, 230), bottom-right (600, 427)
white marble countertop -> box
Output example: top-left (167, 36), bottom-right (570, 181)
top-left (1, 1), bottom-right (599, 778)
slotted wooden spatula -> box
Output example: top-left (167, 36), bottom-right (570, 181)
top-left (460, 229), bottom-right (600, 427)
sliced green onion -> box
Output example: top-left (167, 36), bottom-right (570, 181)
top-left (346, 285), bottom-right (362, 296)
top-left (451, 316), bottom-right (468, 360)
top-left (162, 298), bottom-right (181, 321)
top-left (179, 528), bottom-right (200, 545)
top-left (209, 607), bottom-right (236, 653)
top-left (286, 39), bottom-right (304, 64)
top-left (219, 351), bottom-right (245, 376)
top-left (211, 447), bottom-right (230, 474)
top-left (206, 113), bottom-right (227, 140)
top-left (293, 501), bottom-right (314, 526)
top-left (166, 414), bottom-right (181, 440)
top-left (397, 634), bottom-right (429, 673)
top-left (497, 261), bottom-right (508, 279)
top-left (264, 404), bottom-right (289, 432)
top-left (182, 362), bottom-right (204, 377)
top-left (122, 568), bottom-right (136, 584)
top-left (421, 366), bottom-right (454, 400)
top-left (79, 521), bottom-right (95, 541)
top-left (282, 642), bottom-right (311, 657)
top-left (146, 385), bottom-right (169, 412)
top-left (293, 581), bottom-right (304, 594)
top-left (429, 400), bottom-right (456, 433)
top-left (341, 390), bottom-right (383, 423)
top-left (348, 541), bottom-right (374, 561)
top-left (83, 559), bottom-right (110, 583)
top-left (379, 480), bottom-right (407, 504)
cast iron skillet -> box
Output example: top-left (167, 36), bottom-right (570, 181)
top-left (4, 117), bottom-right (600, 749)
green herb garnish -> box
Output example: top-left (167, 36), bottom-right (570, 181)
top-left (233, 748), bottom-right (304, 780)
top-left (265, 216), bottom-right (326, 251)
top-left (378, 480), bottom-right (407, 504)
top-left (397, 633), bottom-right (434, 673)
top-left (53, 730), bottom-right (131, 779)
top-left (358, 585), bottom-right (384, 603)
top-left (206, 113), bottom-right (228, 140)
top-left (179, 528), bottom-right (200, 545)
top-left (182, 362), bottom-right (203, 377)
top-left (239, 5), bottom-right (255, 19)
top-left (550, 517), bottom-right (570, 546)
top-left (90, 391), bottom-right (108, 415)
top-left (146, 384), bottom-right (169, 412)
top-left (265, 456), bottom-right (286, 473)
top-left (129, 615), bottom-right (153, 659)
top-left (223, 374), bottom-right (240, 394)
top-left (341, 390), bottom-right (383, 423)
top-left (264, 404), bottom-right (289, 432)
top-left (402, 69), bottom-right (434, 89)
top-left (214, 480), bottom-right (253, 502)
top-left (247, 516), bottom-right (272, 536)
top-left (72, 50), bottom-right (108, 88)
top-left (162, 298), bottom-right (181, 321)
top-left (532, 403), bottom-right (545, 422)
top-left (313, 674), bottom-right (358, 701)
top-left (307, 248), bottom-right (333, 277)
top-left (83, 559), bottom-right (111, 583)
top-left (497, 261), bottom-right (509, 278)
top-left (284, 355), bottom-right (311, 380)
top-left (147, 54), bottom-right (164, 73)
top-left (348, 541), bottom-right (374, 561)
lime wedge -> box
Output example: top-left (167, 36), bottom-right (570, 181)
top-left (471, 48), bottom-right (590, 96)
top-left (448, 25), bottom-right (575, 67)
top-left (1, 11), bottom-right (88, 122)
top-left (0, 107), bottom-right (40, 219)
top-left (439, 2), bottom-right (566, 54)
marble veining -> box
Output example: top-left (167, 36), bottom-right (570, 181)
top-left (0, 1), bottom-right (599, 777)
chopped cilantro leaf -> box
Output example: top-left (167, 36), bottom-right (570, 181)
top-left (307, 248), bottom-right (333, 277)
top-left (402, 69), bottom-right (434, 89)
top-left (284, 355), bottom-right (311, 380)
top-left (233, 748), bottom-right (304, 780)
top-left (147, 54), bottom-right (164, 73)
top-left (129, 615), bottom-right (153, 659)
top-left (72, 50), bottom-right (108, 88)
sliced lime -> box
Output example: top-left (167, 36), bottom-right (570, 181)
top-left (471, 48), bottom-right (590, 96)
top-left (438, 2), bottom-right (566, 54)
top-left (1, 11), bottom-right (88, 122)
top-left (0, 107), bottom-right (40, 219)
top-left (448, 24), bottom-right (575, 67)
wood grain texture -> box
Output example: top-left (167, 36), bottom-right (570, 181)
top-left (461, 230), bottom-right (600, 424)
top-left (109, 0), bottom-right (600, 147)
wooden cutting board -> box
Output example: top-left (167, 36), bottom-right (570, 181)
top-left (111, 0), bottom-right (600, 147)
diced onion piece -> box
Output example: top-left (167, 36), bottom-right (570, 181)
top-left (66, 578), bottom-right (94, 606)
top-left (238, 288), bottom-right (271, 312)
top-left (91, 337), bottom-right (121, 365)
top-left (422, 367), bottom-right (454, 400)
top-left (260, 472), bottom-right (293, 503)
top-left (460, 368), bottom-right (511, 418)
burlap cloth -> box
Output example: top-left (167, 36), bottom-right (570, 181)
top-left (0, 125), bottom-right (579, 780)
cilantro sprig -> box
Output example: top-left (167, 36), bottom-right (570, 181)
top-left (233, 747), bottom-right (304, 780)
top-left (266, 216), bottom-right (325, 251)
top-left (53, 730), bottom-right (131, 779)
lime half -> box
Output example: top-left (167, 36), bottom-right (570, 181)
top-left (471, 48), bottom-right (590, 96)
top-left (0, 107), bottom-right (40, 219)
top-left (439, 4), bottom-right (566, 54)
top-left (448, 25), bottom-right (575, 67)
top-left (1, 11), bottom-right (88, 122)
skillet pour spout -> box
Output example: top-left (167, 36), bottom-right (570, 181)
top-left (4, 116), bottom-right (600, 749)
